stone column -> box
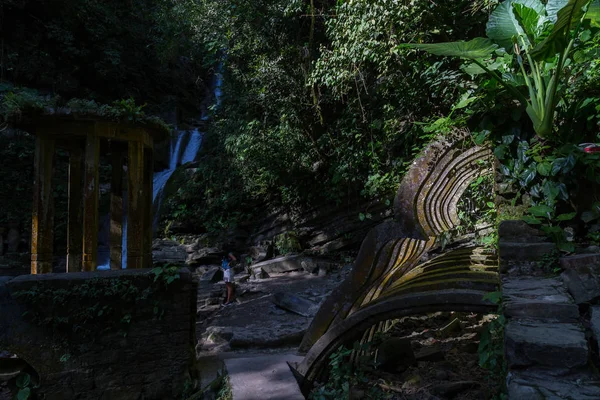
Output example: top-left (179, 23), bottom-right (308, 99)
top-left (31, 134), bottom-right (55, 274)
top-left (143, 148), bottom-right (154, 267)
top-left (110, 149), bottom-right (124, 270)
top-left (82, 134), bottom-right (100, 272)
top-left (67, 148), bottom-right (84, 272)
top-left (127, 141), bottom-right (145, 269)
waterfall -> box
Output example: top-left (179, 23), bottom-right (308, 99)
top-left (97, 64), bottom-right (223, 270)
top-left (151, 127), bottom-right (203, 228)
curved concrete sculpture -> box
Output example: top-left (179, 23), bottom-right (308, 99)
top-left (297, 289), bottom-right (496, 385)
top-left (296, 132), bottom-right (498, 389)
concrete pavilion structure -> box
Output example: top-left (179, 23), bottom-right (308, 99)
top-left (18, 114), bottom-right (168, 274)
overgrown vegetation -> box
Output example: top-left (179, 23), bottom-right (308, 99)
top-left (161, 0), bottom-right (490, 233)
top-left (1, 0), bottom-right (209, 111)
top-left (478, 291), bottom-right (507, 400)
top-left (409, 0), bottom-right (600, 252)
top-left (13, 264), bottom-right (180, 340)
top-left (14, 372), bottom-right (37, 400)
top-left (0, 86), bottom-right (171, 133)
top-left (309, 342), bottom-right (388, 400)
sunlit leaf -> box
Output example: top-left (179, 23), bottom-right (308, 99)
top-left (523, 215), bottom-right (543, 224)
top-left (486, 0), bottom-right (545, 50)
top-left (402, 38), bottom-right (498, 60)
top-left (513, 3), bottom-right (546, 43)
top-left (587, 0), bottom-right (600, 27)
top-left (531, 0), bottom-right (590, 60)
top-left (546, 0), bottom-right (569, 22)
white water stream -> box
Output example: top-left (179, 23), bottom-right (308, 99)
top-left (97, 67), bottom-right (223, 269)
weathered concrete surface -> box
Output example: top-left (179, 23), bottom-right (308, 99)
top-left (560, 253), bottom-right (600, 270)
top-left (224, 353), bottom-right (304, 400)
top-left (505, 322), bottom-right (588, 368)
top-left (0, 268), bottom-right (197, 400)
top-left (502, 278), bottom-right (579, 322)
top-left (498, 221), bottom-right (547, 243)
top-left (498, 242), bottom-right (556, 262)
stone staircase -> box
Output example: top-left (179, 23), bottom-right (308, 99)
top-left (499, 221), bottom-right (600, 399)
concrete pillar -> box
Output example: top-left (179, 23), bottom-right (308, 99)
top-left (127, 141), bottom-right (144, 269)
top-left (110, 149), bottom-right (124, 270)
top-left (67, 148), bottom-right (83, 272)
top-left (31, 134), bottom-right (55, 274)
top-left (143, 148), bottom-right (154, 267)
top-left (82, 134), bottom-right (100, 272)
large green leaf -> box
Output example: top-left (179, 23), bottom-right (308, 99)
top-left (486, 0), bottom-right (545, 50)
top-left (531, 0), bottom-right (590, 60)
top-left (403, 38), bottom-right (498, 60)
top-left (587, 0), bottom-right (600, 27)
top-left (546, 0), bottom-right (569, 22)
top-left (513, 4), bottom-right (547, 42)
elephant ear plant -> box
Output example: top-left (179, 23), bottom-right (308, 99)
top-left (402, 0), bottom-right (600, 140)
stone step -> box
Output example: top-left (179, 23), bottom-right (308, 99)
top-left (505, 321), bottom-right (588, 369)
top-left (508, 369), bottom-right (600, 400)
top-left (502, 278), bottom-right (579, 322)
top-left (504, 300), bottom-right (579, 322)
top-left (502, 277), bottom-right (572, 301)
top-left (499, 241), bottom-right (556, 261)
top-left (471, 247), bottom-right (497, 255)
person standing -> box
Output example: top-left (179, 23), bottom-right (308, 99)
top-left (221, 252), bottom-right (237, 305)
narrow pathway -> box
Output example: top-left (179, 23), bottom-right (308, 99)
top-left (223, 353), bottom-right (304, 400)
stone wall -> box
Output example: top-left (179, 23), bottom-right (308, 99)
top-left (0, 268), bottom-right (197, 400)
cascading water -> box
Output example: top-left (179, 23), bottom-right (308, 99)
top-left (151, 127), bottom-right (203, 228)
top-left (97, 65), bottom-right (223, 270)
